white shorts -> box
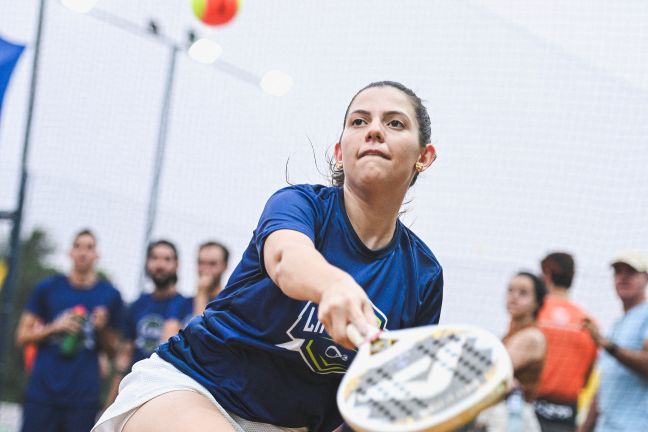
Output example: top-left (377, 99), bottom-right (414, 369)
top-left (92, 353), bottom-right (307, 432)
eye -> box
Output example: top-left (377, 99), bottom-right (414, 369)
top-left (387, 119), bottom-right (404, 128)
top-left (351, 118), bottom-right (366, 126)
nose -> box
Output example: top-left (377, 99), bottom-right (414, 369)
top-left (365, 120), bottom-right (384, 143)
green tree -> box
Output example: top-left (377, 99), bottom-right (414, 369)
top-left (0, 228), bottom-right (59, 402)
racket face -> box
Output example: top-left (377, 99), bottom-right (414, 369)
top-left (337, 325), bottom-right (512, 432)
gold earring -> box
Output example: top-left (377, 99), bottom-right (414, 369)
top-left (335, 161), bottom-right (343, 170)
top-left (415, 161), bottom-right (424, 172)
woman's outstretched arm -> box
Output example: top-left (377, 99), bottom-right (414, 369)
top-left (264, 229), bottom-right (376, 349)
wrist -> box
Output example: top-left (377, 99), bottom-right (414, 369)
top-left (604, 340), bottom-right (619, 355)
top-left (319, 272), bottom-right (352, 303)
top-left (45, 322), bottom-right (59, 337)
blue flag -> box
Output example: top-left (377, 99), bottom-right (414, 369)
top-left (0, 36), bottom-right (25, 121)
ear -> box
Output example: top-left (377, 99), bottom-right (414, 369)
top-left (334, 142), bottom-right (343, 163)
top-left (541, 271), bottom-right (550, 283)
top-left (417, 144), bottom-right (437, 171)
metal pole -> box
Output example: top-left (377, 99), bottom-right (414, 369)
top-left (0, 0), bottom-right (47, 395)
top-left (138, 44), bottom-right (178, 292)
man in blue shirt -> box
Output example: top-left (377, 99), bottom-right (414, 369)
top-left (104, 240), bottom-right (187, 407)
top-left (15, 229), bottom-right (123, 432)
top-left (581, 251), bottom-right (648, 432)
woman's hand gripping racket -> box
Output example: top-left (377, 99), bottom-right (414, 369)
top-left (337, 324), bottom-right (513, 432)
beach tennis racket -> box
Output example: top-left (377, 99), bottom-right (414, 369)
top-left (337, 324), bottom-right (512, 432)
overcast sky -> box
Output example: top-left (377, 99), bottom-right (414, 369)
top-left (1, 0), bottom-right (647, 333)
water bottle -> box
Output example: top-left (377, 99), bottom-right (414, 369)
top-left (507, 387), bottom-right (524, 432)
top-left (59, 305), bottom-right (87, 357)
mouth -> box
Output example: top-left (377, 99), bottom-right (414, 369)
top-left (359, 149), bottom-right (390, 160)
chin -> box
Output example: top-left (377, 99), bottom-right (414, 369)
top-left (357, 170), bottom-right (403, 188)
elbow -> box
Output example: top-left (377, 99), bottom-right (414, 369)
top-left (267, 247), bottom-right (286, 287)
top-left (273, 259), bottom-right (285, 287)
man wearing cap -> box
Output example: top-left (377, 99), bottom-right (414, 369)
top-left (580, 251), bottom-right (648, 432)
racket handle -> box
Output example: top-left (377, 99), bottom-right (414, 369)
top-left (346, 323), bottom-right (381, 347)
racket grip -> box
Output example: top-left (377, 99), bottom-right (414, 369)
top-left (346, 323), bottom-right (381, 347)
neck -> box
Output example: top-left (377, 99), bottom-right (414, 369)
top-left (152, 283), bottom-right (177, 299)
top-left (342, 184), bottom-right (404, 250)
top-left (509, 315), bottom-right (534, 333)
top-left (548, 285), bottom-right (570, 299)
top-left (68, 269), bottom-right (96, 288)
top-left (623, 296), bottom-right (645, 313)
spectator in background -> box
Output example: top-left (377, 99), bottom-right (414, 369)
top-left (189, 241), bottom-right (230, 319)
top-left (535, 252), bottom-right (598, 432)
top-left (476, 271), bottom-right (547, 432)
top-left (15, 229), bottom-right (123, 432)
top-left (580, 252), bottom-right (648, 432)
top-left (104, 240), bottom-right (187, 408)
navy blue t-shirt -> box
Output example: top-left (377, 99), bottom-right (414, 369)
top-left (180, 296), bottom-right (197, 328)
top-left (158, 185), bottom-right (443, 431)
top-left (24, 274), bottom-right (123, 408)
top-left (124, 292), bottom-right (188, 364)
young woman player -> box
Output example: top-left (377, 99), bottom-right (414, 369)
top-left (94, 81), bottom-right (443, 432)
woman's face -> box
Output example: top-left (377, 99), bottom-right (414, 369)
top-left (335, 86), bottom-right (429, 192)
top-left (506, 275), bottom-right (538, 320)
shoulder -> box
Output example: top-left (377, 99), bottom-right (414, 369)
top-left (96, 277), bottom-right (118, 291)
top-left (171, 293), bottom-right (189, 304)
top-left (517, 326), bottom-right (546, 351)
top-left (33, 274), bottom-right (66, 291)
top-left (638, 302), bottom-right (648, 316)
top-left (96, 278), bottom-right (122, 297)
top-left (564, 298), bottom-right (591, 316)
top-left (527, 326), bottom-right (546, 344)
top-left (539, 297), bottom-right (589, 322)
top-left (507, 326), bottom-right (546, 363)
top-left (269, 184), bottom-right (337, 205)
top-left (129, 293), bottom-right (150, 309)
top-left (398, 224), bottom-right (442, 278)
top-left (259, 184), bottom-right (339, 232)
top-left (621, 303), bottom-right (648, 325)
top-left (633, 303), bottom-right (648, 331)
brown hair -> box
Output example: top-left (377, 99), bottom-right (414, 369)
top-left (541, 252), bottom-right (575, 288)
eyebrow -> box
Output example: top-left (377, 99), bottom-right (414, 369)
top-left (349, 109), bottom-right (411, 119)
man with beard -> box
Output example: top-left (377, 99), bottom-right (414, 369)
top-left (15, 229), bottom-right (123, 432)
top-left (104, 240), bottom-right (187, 408)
